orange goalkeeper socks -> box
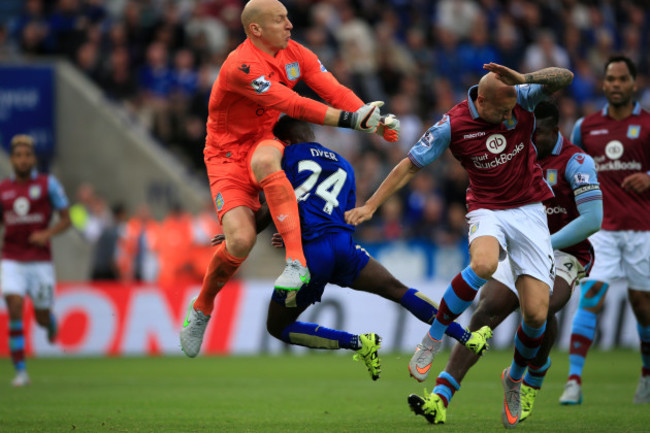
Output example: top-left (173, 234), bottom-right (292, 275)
top-left (260, 170), bottom-right (307, 266)
top-left (194, 243), bottom-right (246, 315)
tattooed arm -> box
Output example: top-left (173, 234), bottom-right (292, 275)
top-left (483, 63), bottom-right (574, 94)
top-left (523, 67), bottom-right (574, 94)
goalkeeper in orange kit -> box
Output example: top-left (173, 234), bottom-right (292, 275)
top-left (180, 0), bottom-right (399, 358)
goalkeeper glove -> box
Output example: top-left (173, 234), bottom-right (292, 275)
top-left (377, 113), bottom-right (400, 142)
top-left (338, 101), bottom-right (383, 133)
top-left (369, 101), bottom-right (399, 142)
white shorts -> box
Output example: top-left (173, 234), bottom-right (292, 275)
top-left (587, 230), bottom-right (650, 291)
top-left (493, 250), bottom-right (585, 298)
top-left (1, 259), bottom-right (56, 309)
top-left (467, 203), bottom-right (555, 290)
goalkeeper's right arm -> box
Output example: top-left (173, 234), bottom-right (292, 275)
top-left (321, 103), bottom-right (383, 134)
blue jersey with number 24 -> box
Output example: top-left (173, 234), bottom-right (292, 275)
top-left (281, 142), bottom-right (356, 240)
top-left (276, 142), bottom-right (367, 307)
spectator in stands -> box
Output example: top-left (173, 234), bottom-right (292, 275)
top-left (100, 46), bottom-right (138, 102)
top-left (118, 203), bottom-right (159, 283)
top-left (18, 21), bottom-right (48, 56)
top-left (47, 0), bottom-right (87, 58)
top-left (523, 29), bottom-right (571, 72)
top-left (156, 203), bottom-right (196, 287)
top-left (138, 41), bottom-right (173, 141)
top-left (458, 16), bottom-right (501, 86)
top-left (69, 182), bottom-right (95, 237)
top-left (91, 203), bottom-right (127, 280)
top-left (10, 0), bottom-right (47, 39)
top-left (75, 41), bottom-right (101, 82)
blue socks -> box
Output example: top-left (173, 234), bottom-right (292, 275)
top-left (280, 322), bottom-right (359, 349)
top-left (399, 288), bottom-right (473, 344)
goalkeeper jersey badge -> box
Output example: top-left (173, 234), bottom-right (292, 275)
top-left (285, 62), bottom-right (300, 81)
top-left (251, 75), bottom-right (271, 94)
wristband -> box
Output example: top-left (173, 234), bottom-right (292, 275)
top-left (338, 111), bottom-right (356, 129)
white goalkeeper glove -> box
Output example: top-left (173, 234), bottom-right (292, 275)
top-left (338, 101), bottom-right (383, 133)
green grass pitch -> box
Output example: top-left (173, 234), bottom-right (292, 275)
top-left (0, 349), bottom-right (646, 432)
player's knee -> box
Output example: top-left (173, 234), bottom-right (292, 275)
top-left (34, 310), bottom-right (50, 327)
top-left (226, 231), bottom-right (256, 257)
top-left (522, 309), bottom-right (547, 328)
top-left (578, 280), bottom-right (609, 312)
top-left (252, 151), bottom-right (282, 181)
top-left (470, 259), bottom-right (498, 280)
top-left (5, 296), bottom-right (24, 319)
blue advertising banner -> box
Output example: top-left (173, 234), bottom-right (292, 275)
top-left (0, 65), bottom-right (55, 170)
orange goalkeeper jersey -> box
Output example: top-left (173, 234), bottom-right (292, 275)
top-left (205, 39), bottom-right (364, 162)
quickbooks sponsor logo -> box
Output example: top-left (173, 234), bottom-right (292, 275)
top-left (605, 140), bottom-right (624, 160)
top-left (595, 159), bottom-right (642, 172)
top-left (545, 206), bottom-right (568, 215)
top-left (472, 143), bottom-right (525, 169)
top-left (486, 133), bottom-right (507, 154)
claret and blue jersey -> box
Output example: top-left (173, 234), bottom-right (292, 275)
top-left (571, 101), bottom-right (650, 231)
top-left (538, 134), bottom-right (601, 269)
top-left (408, 83), bottom-right (553, 211)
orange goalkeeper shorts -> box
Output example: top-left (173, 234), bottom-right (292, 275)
top-left (205, 139), bottom-right (285, 222)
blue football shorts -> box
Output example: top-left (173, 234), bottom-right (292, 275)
top-left (271, 231), bottom-right (370, 308)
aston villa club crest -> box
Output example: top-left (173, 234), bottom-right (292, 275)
top-left (285, 62), bottom-right (300, 80)
top-left (627, 125), bottom-right (641, 139)
top-left (546, 169), bottom-right (558, 186)
top-left (29, 184), bottom-right (42, 199)
top-left (215, 193), bottom-right (224, 211)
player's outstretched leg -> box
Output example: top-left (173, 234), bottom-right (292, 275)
top-left (180, 296), bottom-right (211, 358)
top-left (501, 367), bottom-right (522, 429)
top-left (354, 333), bottom-right (382, 381)
top-left (464, 325), bottom-right (493, 355)
top-left (409, 332), bottom-right (442, 382)
top-left (408, 390), bottom-right (446, 424)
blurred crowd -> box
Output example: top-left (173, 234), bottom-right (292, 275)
top-left (2, 0), bottom-right (649, 249)
top-left (69, 182), bottom-right (221, 284)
